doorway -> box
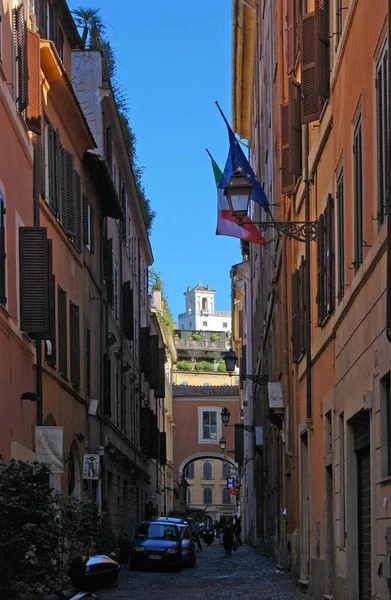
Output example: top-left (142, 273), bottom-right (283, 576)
top-left (354, 412), bottom-right (371, 600)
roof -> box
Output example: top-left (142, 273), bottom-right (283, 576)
top-left (231, 0), bottom-right (256, 142)
top-left (185, 284), bottom-right (215, 294)
top-left (173, 385), bottom-right (239, 397)
top-left (83, 151), bottom-right (123, 219)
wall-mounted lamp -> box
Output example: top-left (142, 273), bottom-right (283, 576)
top-left (220, 405), bottom-right (254, 433)
top-left (20, 392), bottom-right (39, 402)
top-left (223, 350), bottom-right (268, 385)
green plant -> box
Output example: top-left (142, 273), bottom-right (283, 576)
top-left (218, 360), bottom-right (227, 372)
top-left (191, 333), bottom-right (201, 340)
top-left (149, 268), bottom-right (175, 337)
top-left (195, 361), bottom-right (214, 371)
top-left (210, 334), bottom-right (219, 342)
top-left (177, 360), bottom-right (193, 370)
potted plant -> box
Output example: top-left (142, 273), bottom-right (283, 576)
top-left (210, 334), bottom-right (219, 342)
top-left (192, 333), bottom-right (201, 340)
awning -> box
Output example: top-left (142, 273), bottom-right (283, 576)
top-left (267, 382), bottom-right (285, 423)
top-left (83, 151), bottom-right (123, 219)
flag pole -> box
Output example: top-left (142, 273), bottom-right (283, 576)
top-left (215, 101), bottom-right (232, 130)
top-left (205, 148), bottom-right (214, 161)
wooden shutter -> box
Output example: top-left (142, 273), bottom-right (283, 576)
top-left (55, 131), bottom-right (63, 218)
top-left (150, 411), bottom-right (158, 458)
top-left (20, 227), bottom-right (49, 337)
top-left (317, 214), bottom-right (326, 324)
top-left (74, 171), bottom-right (82, 252)
top-left (337, 170), bottom-right (345, 300)
top-left (315, 0), bottom-right (330, 100)
top-left (16, 5), bottom-right (28, 112)
top-left (58, 286), bottom-right (67, 377)
top-left (70, 301), bottom-right (80, 387)
top-left (106, 238), bottom-right (113, 304)
top-left (123, 281), bottom-right (134, 340)
top-left (39, 127), bottom-right (46, 198)
top-left (140, 326), bottom-right (151, 380)
top-left (0, 197), bottom-right (5, 305)
top-left (291, 270), bottom-right (300, 362)
top-left (159, 432), bottom-right (167, 466)
top-left (140, 407), bottom-right (152, 456)
top-left (37, 0), bottom-right (46, 36)
top-left (103, 352), bottom-right (111, 415)
top-left (47, 124), bottom-right (57, 214)
top-left (149, 335), bottom-right (160, 388)
top-left (26, 29), bottom-right (41, 135)
top-left (299, 256), bottom-right (306, 355)
top-left (45, 240), bottom-right (56, 365)
top-left (86, 328), bottom-right (91, 397)
top-left (325, 194), bottom-right (335, 316)
top-left (353, 120), bottom-right (363, 268)
top-left (63, 150), bottom-right (75, 238)
top-left (289, 79), bottom-right (302, 177)
top-left (281, 103), bottom-right (295, 193)
top-left (154, 347), bottom-right (166, 399)
top-left (90, 205), bottom-right (95, 253)
top-left (287, 0), bottom-right (295, 73)
top-left (301, 12), bottom-right (322, 123)
top-left (50, 4), bottom-right (60, 54)
top-left (83, 195), bottom-right (89, 246)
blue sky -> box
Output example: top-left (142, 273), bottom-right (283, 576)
top-left (69, 0), bottom-right (241, 322)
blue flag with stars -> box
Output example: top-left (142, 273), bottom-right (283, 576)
top-left (217, 103), bottom-right (269, 210)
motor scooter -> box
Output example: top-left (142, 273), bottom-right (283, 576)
top-left (23, 554), bottom-right (120, 600)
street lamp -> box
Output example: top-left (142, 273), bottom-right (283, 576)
top-left (222, 350), bottom-right (268, 385)
top-left (224, 170), bottom-right (318, 243)
top-left (221, 407), bottom-right (231, 425)
top-left (219, 437), bottom-right (227, 451)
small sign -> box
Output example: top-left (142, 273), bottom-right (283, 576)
top-left (227, 477), bottom-right (235, 489)
top-left (83, 454), bottom-right (100, 480)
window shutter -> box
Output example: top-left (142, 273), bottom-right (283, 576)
top-left (337, 170), bottom-right (345, 301)
top-left (315, 0), bottom-right (330, 100)
top-left (58, 286), bottom-right (67, 377)
top-left (289, 78), bottom-right (302, 177)
top-left (90, 205), bottom-right (95, 253)
top-left (149, 335), bottom-right (160, 389)
top-left (154, 347), bottom-right (166, 399)
top-left (325, 194), bottom-right (335, 316)
top-left (291, 270), bottom-right (300, 362)
top-left (70, 301), bottom-right (80, 387)
top-left (83, 195), bottom-right (89, 246)
top-left (140, 407), bottom-right (152, 456)
top-left (47, 124), bottom-right (57, 214)
top-left (103, 352), bottom-right (111, 416)
top-left (86, 328), bottom-right (91, 397)
top-left (19, 227), bottom-right (50, 337)
top-left (140, 326), bottom-right (151, 380)
top-left (26, 29), bottom-right (41, 135)
top-left (45, 240), bottom-right (56, 365)
top-left (0, 197), bottom-right (6, 305)
top-left (235, 424), bottom-right (244, 466)
top-left (299, 256), bottom-right (306, 355)
top-left (353, 121), bottom-right (363, 268)
top-left (287, 0), bottom-right (295, 74)
top-left (50, 4), bottom-right (60, 54)
top-left (55, 131), bottom-right (63, 218)
top-left (16, 5), bottom-right (28, 112)
top-left (159, 432), bottom-right (167, 466)
top-left (150, 411), bottom-right (158, 458)
top-left (106, 238), bottom-right (113, 304)
top-left (281, 103), bottom-right (295, 193)
top-left (317, 214), bottom-right (325, 324)
top-left (301, 12), bottom-right (322, 123)
top-left (37, 0), bottom-right (46, 36)
top-left (74, 171), bottom-right (82, 252)
top-left (123, 281), bottom-right (134, 340)
top-left (63, 150), bottom-right (75, 238)
top-left (40, 130), bottom-right (46, 198)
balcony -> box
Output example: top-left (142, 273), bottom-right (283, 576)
top-left (175, 339), bottom-right (228, 350)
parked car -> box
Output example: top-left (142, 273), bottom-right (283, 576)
top-left (129, 520), bottom-right (196, 571)
top-left (155, 517), bottom-right (197, 567)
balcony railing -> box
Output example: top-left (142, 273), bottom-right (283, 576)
top-left (178, 309), bottom-right (231, 319)
top-left (175, 339), bottom-right (228, 350)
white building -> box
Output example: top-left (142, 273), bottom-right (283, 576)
top-left (177, 284), bottom-right (231, 333)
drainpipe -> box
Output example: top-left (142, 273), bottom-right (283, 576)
top-left (33, 135), bottom-right (43, 426)
top-left (386, 0), bottom-right (391, 343)
top-left (304, 124), bottom-right (312, 420)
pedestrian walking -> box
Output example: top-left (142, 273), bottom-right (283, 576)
top-left (234, 515), bottom-right (243, 546)
top-left (191, 519), bottom-right (202, 551)
top-left (223, 523), bottom-right (234, 556)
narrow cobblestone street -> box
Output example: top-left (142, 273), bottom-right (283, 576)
top-left (99, 544), bottom-right (311, 600)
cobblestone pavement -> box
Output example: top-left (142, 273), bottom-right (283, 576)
top-left (99, 543), bottom-right (312, 600)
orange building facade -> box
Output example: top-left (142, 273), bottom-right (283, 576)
top-left (231, 0), bottom-right (391, 598)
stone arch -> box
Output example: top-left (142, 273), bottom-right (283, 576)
top-left (178, 451), bottom-right (236, 480)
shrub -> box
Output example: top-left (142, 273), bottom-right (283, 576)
top-left (218, 359), bottom-right (227, 372)
top-left (195, 361), bottom-right (214, 371)
top-left (191, 333), bottom-right (201, 340)
top-left (177, 360), bottom-right (193, 370)
top-left (210, 334), bottom-right (219, 342)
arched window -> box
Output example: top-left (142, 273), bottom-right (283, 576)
top-left (185, 463), bottom-right (194, 480)
top-left (222, 488), bottom-right (231, 505)
top-left (202, 382), bottom-right (210, 386)
top-left (180, 381), bottom-right (189, 386)
top-left (203, 487), bottom-right (212, 504)
top-left (203, 462), bottom-right (212, 480)
top-left (202, 298), bottom-right (207, 310)
top-left (187, 487), bottom-right (192, 505)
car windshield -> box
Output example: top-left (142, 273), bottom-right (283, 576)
top-left (137, 523), bottom-right (180, 541)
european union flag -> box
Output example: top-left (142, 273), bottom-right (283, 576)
top-left (216, 102), bottom-right (269, 211)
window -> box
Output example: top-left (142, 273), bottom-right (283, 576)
top-left (86, 328), bottom-right (91, 398)
top-left (353, 116), bottom-right (363, 271)
top-left (58, 286), bottom-right (67, 378)
top-left (203, 487), bottom-right (212, 505)
top-left (222, 488), bottom-right (231, 505)
top-left (376, 39), bottom-right (388, 226)
top-left (335, 0), bottom-right (342, 50)
top-left (223, 322), bottom-right (228, 328)
top-left (338, 412), bottom-right (345, 547)
top-left (184, 463), bottom-right (194, 480)
top-left (317, 194), bottom-right (335, 325)
top-left (221, 462), bottom-right (231, 479)
top-left (203, 321), bottom-right (207, 326)
top-left (202, 462), bottom-right (212, 480)
top-left (0, 194), bottom-right (5, 305)
top-left (83, 197), bottom-right (95, 253)
top-left (281, 78), bottom-right (302, 193)
top-left (189, 321), bottom-right (192, 327)
top-left (69, 301), bottom-right (80, 387)
top-left (291, 256), bottom-right (307, 362)
top-left (198, 407), bottom-right (221, 443)
top-left (336, 168), bottom-right (345, 301)
top-left (114, 263), bottom-right (118, 319)
top-left (381, 373), bottom-right (391, 477)
top-left (187, 487), bottom-right (192, 505)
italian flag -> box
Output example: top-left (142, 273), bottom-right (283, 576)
top-left (210, 155), bottom-right (266, 246)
